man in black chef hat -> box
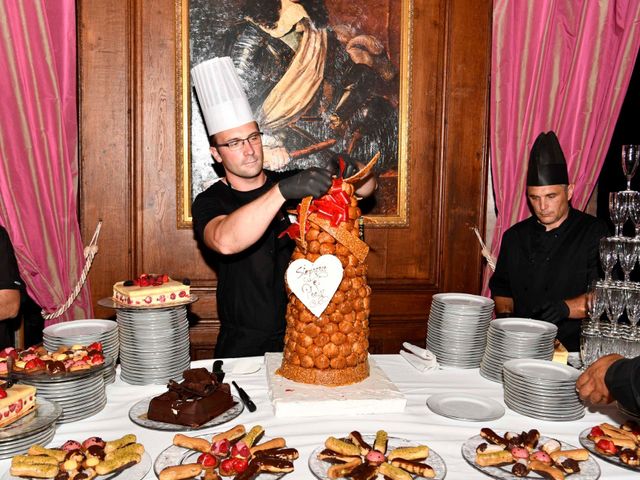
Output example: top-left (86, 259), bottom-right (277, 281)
top-left (489, 131), bottom-right (609, 351)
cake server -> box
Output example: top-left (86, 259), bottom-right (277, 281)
top-left (232, 381), bottom-right (256, 412)
top-left (212, 359), bottom-right (225, 382)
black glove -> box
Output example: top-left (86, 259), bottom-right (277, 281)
top-left (535, 300), bottom-right (570, 324)
top-left (278, 168), bottom-right (333, 200)
top-left (329, 154), bottom-right (359, 179)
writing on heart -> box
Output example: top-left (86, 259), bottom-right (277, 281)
top-left (286, 255), bottom-right (344, 317)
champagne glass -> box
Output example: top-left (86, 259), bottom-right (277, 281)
top-left (599, 238), bottom-right (617, 281)
top-left (622, 145), bottom-right (640, 191)
top-left (626, 286), bottom-right (640, 339)
top-left (587, 280), bottom-right (606, 331)
top-left (609, 192), bottom-right (628, 237)
top-left (606, 285), bottom-right (626, 335)
top-left (618, 238), bottom-right (638, 281)
top-left (628, 191), bottom-right (640, 238)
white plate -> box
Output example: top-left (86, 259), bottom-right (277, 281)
top-left (491, 318), bottom-right (558, 336)
top-left (432, 292), bottom-right (494, 308)
top-left (154, 433), bottom-right (284, 479)
top-left (129, 395), bottom-right (243, 431)
top-left (462, 434), bottom-right (599, 479)
top-left (0, 399), bottom-right (62, 440)
top-left (427, 392), bottom-right (504, 422)
top-left (503, 359), bottom-right (580, 382)
top-left (309, 434), bottom-right (446, 479)
top-left (43, 319), bottom-right (117, 338)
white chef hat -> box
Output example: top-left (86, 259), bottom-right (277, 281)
top-left (190, 57), bottom-right (255, 137)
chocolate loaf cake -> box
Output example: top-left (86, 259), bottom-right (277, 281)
top-left (147, 368), bottom-right (235, 427)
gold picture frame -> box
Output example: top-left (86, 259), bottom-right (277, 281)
top-left (176, 0), bottom-right (412, 228)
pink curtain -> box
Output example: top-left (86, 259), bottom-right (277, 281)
top-left (484, 0), bottom-right (640, 295)
top-left (0, 0), bottom-right (93, 324)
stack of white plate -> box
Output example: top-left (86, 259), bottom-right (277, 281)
top-left (43, 319), bottom-right (119, 384)
top-left (0, 398), bottom-right (61, 459)
top-left (117, 306), bottom-right (191, 385)
top-left (479, 317), bottom-right (556, 382)
top-left (502, 358), bottom-right (584, 421)
top-left (22, 373), bottom-right (107, 424)
top-left (426, 293), bottom-right (494, 368)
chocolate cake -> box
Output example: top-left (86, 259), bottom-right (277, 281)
top-left (147, 368), bottom-right (236, 427)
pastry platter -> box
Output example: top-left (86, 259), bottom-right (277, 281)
top-left (1, 452), bottom-right (152, 480)
top-left (128, 394), bottom-right (244, 431)
top-left (309, 434), bottom-right (447, 480)
top-left (98, 295), bottom-right (198, 310)
top-left (0, 398), bottom-right (61, 440)
top-left (461, 434), bottom-right (600, 479)
top-left (4, 355), bottom-right (114, 383)
top-left (579, 427), bottom-right (640, 472)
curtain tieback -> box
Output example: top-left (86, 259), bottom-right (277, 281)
top-left (472, 226), bottom-right (496, 272)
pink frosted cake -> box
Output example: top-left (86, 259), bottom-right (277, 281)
top-left (113, 274), bottom-right (190, 306)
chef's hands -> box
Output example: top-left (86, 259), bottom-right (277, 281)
top-left (535, 300), bottom-right (570, 324)
top-left (576, 354), bottom-right (623, 405)
top-left (329, 154), bottom-right (359, 179)
top-left (278, 168), bottom-right (333, 200)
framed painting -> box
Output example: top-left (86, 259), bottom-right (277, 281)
top-left (176, 0), bottom-right (412, 228)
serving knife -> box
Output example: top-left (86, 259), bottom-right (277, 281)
top-left (232, 381), bottom-right (256, 412)
top-left (212, 359), bottom-right (225, 382)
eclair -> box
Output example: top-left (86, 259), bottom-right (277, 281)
top-left (480, 428), bottom-right (507, 447)
top-left (252, 457), bottom-right (294, 473)
top-left (549, 449), bottom-right (589, 462)
top-left (387, 445), bottom-right (429, 461)
top-left (104, 434), bottom-right (136, 453)
top-left (390, 458), bottom-right (435, 477)
top-left (348, 431), bottom-right (372, 455)
top-left (158, 464), bottom-right (203, 480)
top-left (378, 462), bottom-right (412, 480)
top-left (173, 434), bottom-right (211, 453)
top-left (528, 459), bottom-right (565, 480)
top-left (327, 458), bottom-right (361, 479)
top-left (475, 449), bottom-right (513, 467)
top-left (241, 425), bottom-right (264, 447)
top-left (317, 448), bottom-right (360, 464)
top-left (324, 437), bottom-right (361, 456)
top-left (211, 424), bottom-right (245, 444)
top-left (373, 430), bottom-right (388, 454)
top-left (347, 462), bottom-right (378, 480)
top-left (252, 447), bottom-right (299, 461)
top-left (250, 438), bottom-right (286, 455)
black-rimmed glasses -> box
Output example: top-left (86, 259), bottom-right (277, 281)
top-left (215, 132), bottom-right (263, 150)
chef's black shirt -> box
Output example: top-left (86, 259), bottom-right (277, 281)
top-left (192, 171), bottom-right (295, 358)
top-left (0, 226), bottom-right (23, 348)
top-left (489, 208), bottom-right (609, 351)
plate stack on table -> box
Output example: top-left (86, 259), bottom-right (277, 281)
top-left (117, 306), bottom-right (190, 385)
top-left (20, 364), bottom-right (110, 424)
top-left (0, 398), bottom-right (61, 459)
top-left (426, 293), bottom-right (493, 368)
top-left (43, 319), bottom-right (119, 384)
top-left (479, 317), bottom-right (556, 382)
top-left (502, 358), bottom-right (584, 421)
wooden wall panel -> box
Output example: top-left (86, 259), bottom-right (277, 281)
top-left (78, 0), bottom-right (492, 357)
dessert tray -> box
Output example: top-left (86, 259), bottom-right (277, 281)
top-left (309, 434), bottom-right (446, 479)
top-left (426, 392), bottom-right (505, 422)
top-left (98, 295), bottom-right (198, 310)
top-left (7, 355), bottom-right (114, 383)
top-left (0, 398), bottom-right (61, 441)
top-left (461, 433), bottom-right (600, 479)
top-left (128, 394), bottom-right (244, 431)
top-left (154, 426), bottom-right (296, 479)
top-left (1, 453), bottom-right (152, 480)
top-left (579, 426), bottom-right (640, 471)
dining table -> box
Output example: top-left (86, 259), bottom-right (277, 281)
top-left (0, 354), bottom-right (633, 479)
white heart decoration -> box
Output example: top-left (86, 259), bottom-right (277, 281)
top-left (286, 254), bottom-right (344, 318)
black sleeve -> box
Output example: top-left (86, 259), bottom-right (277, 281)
top-left (489, 229), bottom-right (513, 298)
top-left (605, 357), bottom-right (640, 412)
top-left (192, 188), bottom-right (229, 243)
top-left (0, 227), bottom-right (22, 291)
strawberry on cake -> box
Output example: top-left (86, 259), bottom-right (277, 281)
top-left (113, 273), bottom-right (190, 306)
top-left (0, 384), bottom-right (36, 427)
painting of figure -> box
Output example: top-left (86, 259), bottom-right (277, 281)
top-left (184, 0), bottom-right (410, 224)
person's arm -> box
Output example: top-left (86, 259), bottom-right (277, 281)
top-left (494, 296), bottom-right (514, 317)
top-left (0, 290), bottom-right (20, 320)
top-left (576, 354), bottom-right (624, 405)
top-left (565, 294), bottom-right (587, 319)
top-left (203, 168), bottom-right (334, 255)
top-left (202, 185), bottom-right (287, 255)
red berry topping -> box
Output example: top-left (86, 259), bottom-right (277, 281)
top-left (197, 453), bottom-right (218, 468)
top-left (25, 358), bottom-right (45, 370)
top-left (218, 458), bottom-right (236, 476)
top-left (162, 274), bottom-right (169, 283)
top-left (231, 458), bottom-right (248, 473)
top-left (90, 353), bottom-right (104, 364)
top-left (179, 291), bottom-right (187, 297)
top-left (61, 440), bottom-right (83, 452)
top-left (596, 438), bottom-right (618, 455)
top-left (590, 426), bottom-right (604, 438)
top-left (231, 442), bottom-right (250, 459)
top-left (0, 388), bottom-right (7, 399)
top-left (82, 437), bottom-right (105, 450)
top-left (211, 439), bottom-right (230, 457)
top-left (88, 342), bottom-right (102, 352)
top-left (144, 296), bottom-right (152, 304)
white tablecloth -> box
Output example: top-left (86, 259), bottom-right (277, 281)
top-left (0, 355), bottom-right (631, 479)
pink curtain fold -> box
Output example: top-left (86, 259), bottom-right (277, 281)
top-left (0, 0), bottom-right (92, 324)
top-left (484, 0), bottom-right (640, 295)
